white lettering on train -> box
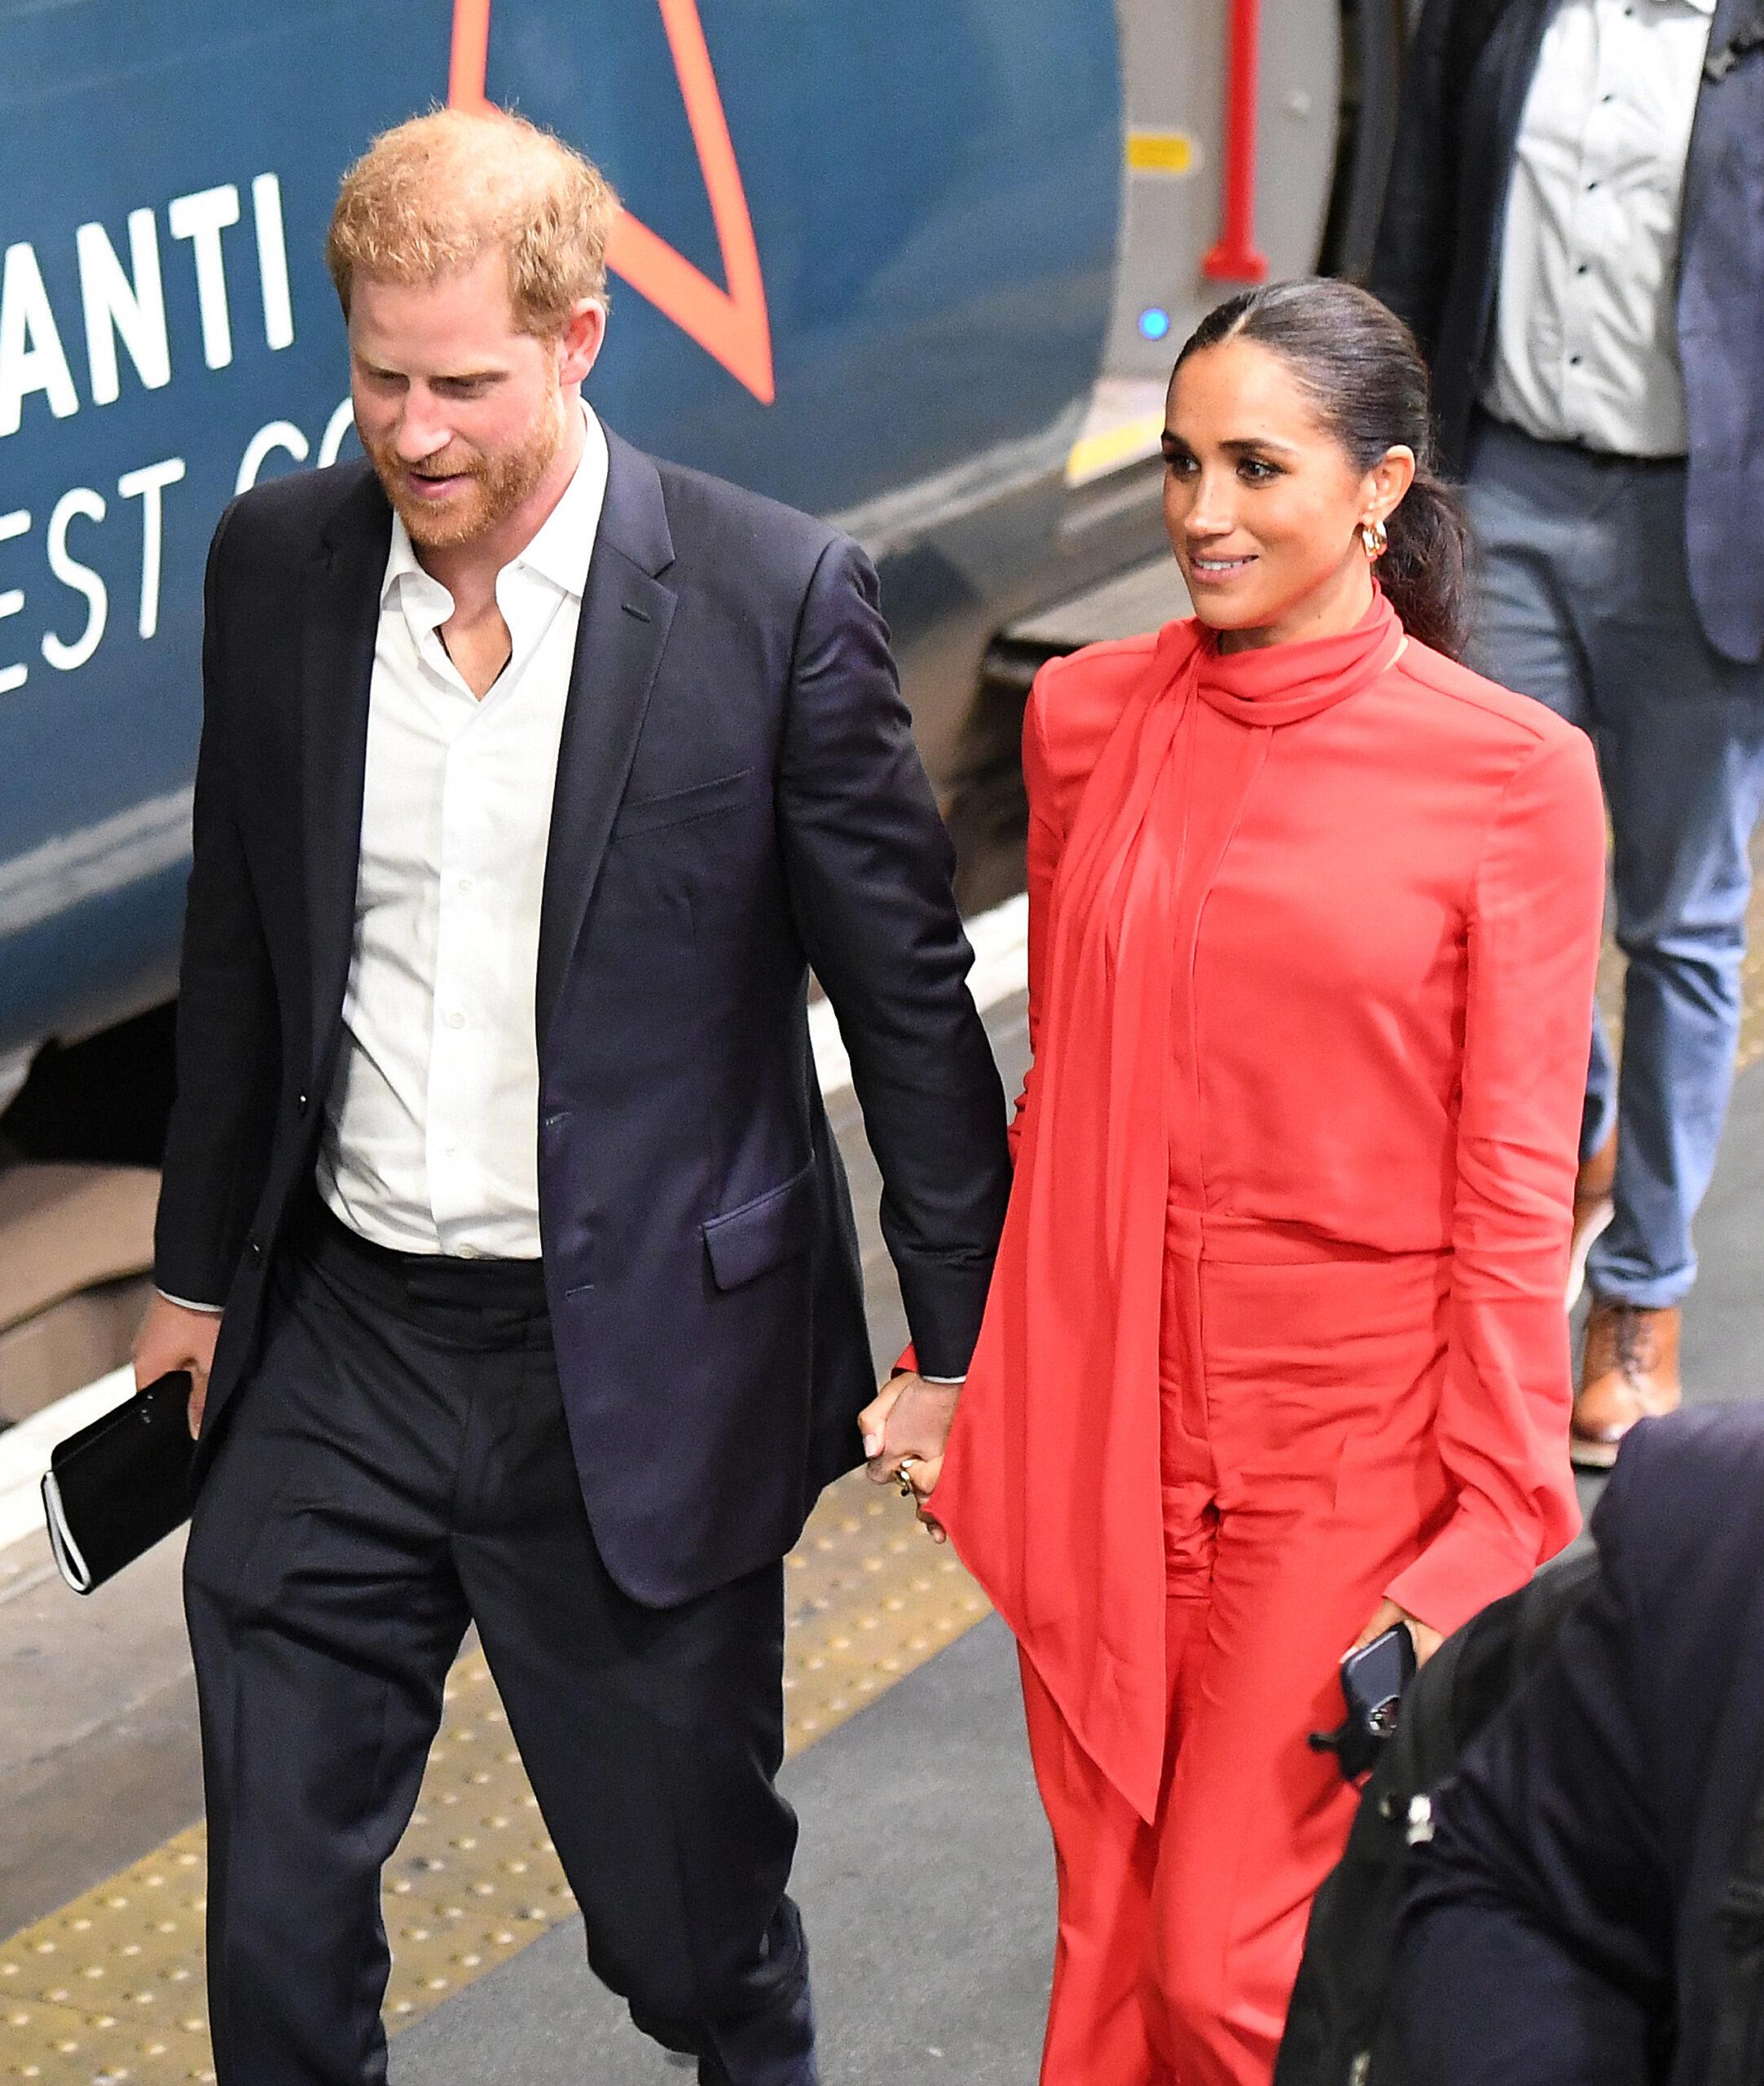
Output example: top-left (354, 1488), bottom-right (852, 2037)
top-left (166, 185), bottom-right (241, 372)
top-left (0, 510), bottom-right (29, 695)
top-left (0, 169), bottom-right (295, 438)
top-left (42, 489), bottom-right (108, 672)
top-left (116, 459), bottom-right (187, 640)
top-left (0, 246), bottom-right (80, 437)
top-left (76, 210), bottom-right (171, 407)
top-left (235, 420), bottom-right (309, 495)
top-left (252, 175), bottom-right (295, 354)
top-left (0, 394), bottom-right (352, 693)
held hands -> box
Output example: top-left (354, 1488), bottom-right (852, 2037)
top-left (858, 1371), bottom-right (959, 1543)
top-left (133, 1294), bottom-right (224, 1440)
top-left (1352, 1596), bottom-right (1444, 1668)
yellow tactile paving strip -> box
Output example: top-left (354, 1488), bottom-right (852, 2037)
top-left (0, 1472), bottom-right (988, 2084)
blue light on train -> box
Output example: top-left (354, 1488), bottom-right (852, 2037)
top-left (1138, 306), bottom-right (1172, 341)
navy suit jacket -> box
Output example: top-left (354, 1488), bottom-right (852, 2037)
top-left (153, 428), bottom-right (1012, 1606)
top-left (1370, 0), bottom-right (1764, 662)
top-left (1394, 1406), bottom-right (1764, 2084)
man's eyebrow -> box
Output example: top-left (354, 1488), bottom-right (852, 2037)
top-left (354, 360), bottom-right (504, 383)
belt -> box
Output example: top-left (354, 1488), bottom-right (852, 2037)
top-left (1474, 407), bottom-right (1684, 471)
top-left (293, 1194), bottom-right (551, 1315)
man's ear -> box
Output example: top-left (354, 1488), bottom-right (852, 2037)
top-left (557, 299), bottom-right (607, 388)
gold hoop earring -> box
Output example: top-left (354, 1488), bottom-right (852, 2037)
top-left (1360, 518), bottom-right (1389, 560)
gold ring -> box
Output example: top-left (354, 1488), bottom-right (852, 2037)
top-left (896, 1458), bottom-right (918, 1499)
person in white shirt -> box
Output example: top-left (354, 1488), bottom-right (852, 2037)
top-left (1372, 0), bottom-right (1764, 1468)
top-left (134, 108), bottom-right (1010, 2086)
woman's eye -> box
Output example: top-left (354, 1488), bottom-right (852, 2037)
top-left (1164, 453), bottom-right (1197, 477)
top-left (1238, 457), bottom-right (1278, 483)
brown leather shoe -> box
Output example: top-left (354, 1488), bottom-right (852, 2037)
top-left (1566, 1126), bottom-right (1618, 1310)
top-left (1570, 1302), bottom-right (1682, 1470)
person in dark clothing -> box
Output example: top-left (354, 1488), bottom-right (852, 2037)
top-left (1393, 1405), bottom-right (1764, 2084)
top-left (133, 107), bottom-right (1010, 2086)
top-left (1370, 0), bottom-right (1764, 1467)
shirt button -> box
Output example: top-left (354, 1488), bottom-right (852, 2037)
top-left (442, 1138), bottom-right (460, 1156)
top-left (446, 1009), bottom-right (465, 1029)
top-left (457, 1245), bottom-right (481, 1261)
top-left (455, 875), bottom-right (473, 895)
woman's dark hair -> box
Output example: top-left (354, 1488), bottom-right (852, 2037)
top-left (1173, 279), bottom-right (1470, 658)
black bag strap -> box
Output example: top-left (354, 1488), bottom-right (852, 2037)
top-left (1711, 1750), bottom-right (1764, 2083)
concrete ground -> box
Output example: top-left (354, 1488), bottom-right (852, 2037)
top-left (392, 1617), bottom-right (1053, 2086)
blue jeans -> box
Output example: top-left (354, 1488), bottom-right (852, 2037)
top-left (1463, 416), bottom-right (1764, 1310)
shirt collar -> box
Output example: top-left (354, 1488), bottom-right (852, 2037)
top-left (1671, 0), bottom-right (1717, 15)
top-left (381, 398), bottom-right (609, 606)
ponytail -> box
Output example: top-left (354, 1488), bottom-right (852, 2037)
top-left (1379, 467), bottom-right (1469, 659)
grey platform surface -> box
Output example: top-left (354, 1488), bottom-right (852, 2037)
top-left (392, 1615), bottom-right (1054, 2086)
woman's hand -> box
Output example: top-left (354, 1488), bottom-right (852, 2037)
top-left (1353, 1596), bottom-right (1444, 1668)
top-left (858, 1373), bottom-right (955, 1543)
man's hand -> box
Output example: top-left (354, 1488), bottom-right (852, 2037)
top-left (134, 1295), bottom-right (223, 1439)
top-left (857, 1372), bottom-right (960, 1543)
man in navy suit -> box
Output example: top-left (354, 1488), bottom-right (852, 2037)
top-left (1371, 0), bottom-right (1764, 1467)
top-left (132, 108), bottom-right (1010, 2086)
top-left (1393, 1406), bottom-right (1764, 2084)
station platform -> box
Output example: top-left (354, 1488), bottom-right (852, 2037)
top-left (4, 899), bottom-right (1764, 2084)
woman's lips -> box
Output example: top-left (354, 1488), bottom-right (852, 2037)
top-left (1186, 552), bottom-right (1257, 583)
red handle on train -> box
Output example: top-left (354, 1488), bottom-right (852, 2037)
top-left (1203, 0), bottom-right (1269, 284)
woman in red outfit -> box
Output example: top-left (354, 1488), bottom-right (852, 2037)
top-left (863, 282), bottom-right (1607, 2084)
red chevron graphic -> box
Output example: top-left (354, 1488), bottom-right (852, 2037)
top-left (449, 0), bottom-right (776, 403)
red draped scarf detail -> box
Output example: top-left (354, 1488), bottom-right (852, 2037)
top-left (934, 591), bottom-right (1408, 1820)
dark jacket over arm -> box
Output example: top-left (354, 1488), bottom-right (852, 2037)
top-left (778, 537), bottom-right (1007, 1378)
top-left (152, 501), bottom-right (281, 1306)
top-left (1394, 1408), bottom-right (1764, 2086)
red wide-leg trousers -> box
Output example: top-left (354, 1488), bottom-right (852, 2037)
top-left (1021, 1207), bottom-right (1454, 2086)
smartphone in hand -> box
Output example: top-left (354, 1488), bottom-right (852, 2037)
top-left (1308, 1623), bottom-right (1418, 1780)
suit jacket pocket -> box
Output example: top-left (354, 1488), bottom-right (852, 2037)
top-left (614, 767), bottom-right (759, 837)
top-left (702, 1162), bottom-right (816, 1291)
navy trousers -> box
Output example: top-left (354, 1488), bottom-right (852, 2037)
top-left (184, 1204), bottom-right (816, 2086)
top-left (1463, 413), bottom-right (1764, 1309)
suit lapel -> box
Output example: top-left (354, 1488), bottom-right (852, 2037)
top-left (534, 431), bottom-right (679, 1058)
top-left (301, 464), bottom-right (391, 1081)
top-left (1488, 0), bottom-right (1557, 161)
top-left (1683, 0), bottom-right (1753, 245)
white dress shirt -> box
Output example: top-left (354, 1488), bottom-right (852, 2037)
top-left (1481, 0), bottom-right (1715, 456)
top-left (314, 402), bottom-right (609, 1258)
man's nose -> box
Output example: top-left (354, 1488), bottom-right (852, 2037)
top-left (393, 399), bottom-right (454, 463)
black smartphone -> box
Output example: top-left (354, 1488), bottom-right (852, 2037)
top-left (1308, 1623), bottom-right (1418, 1780)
